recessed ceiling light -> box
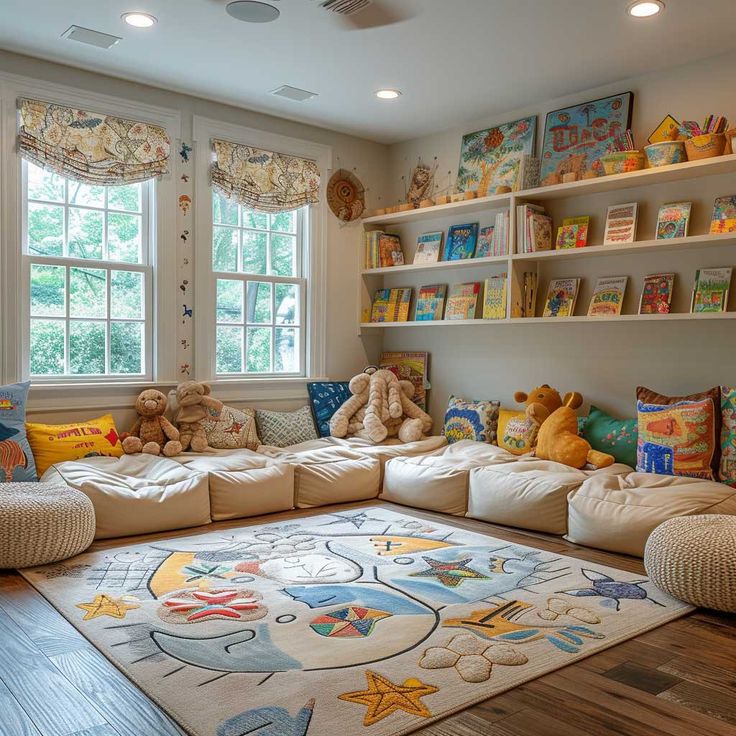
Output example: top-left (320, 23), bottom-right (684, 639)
top-left (375, 89), bottom-right (401, 100)
top-left (627, 1), bottom-right (664, 17)
top-left (122, 12), bottom-right (157, 28)
top-left (226, 1), bottom-right (281, 23)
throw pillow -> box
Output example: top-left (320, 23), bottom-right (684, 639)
top-left (26, 414), bottom-right (124, 476)
top-left (636, 386), bottom-right (721, 479)
top-left (201, 405), bottom-right (260, 450)
top-left (0, 381), bottom-right (37, 482)
top-left (582, 405), bottom-right (638, 468)
top-left (443, 395), bottom-right (500, 444)
top-left (307, 381), bottom-right (350, 438)
top-left (720, 386), bottom-right (736, 486)
top-left (256, 406), bottom-right (318, 447)
top-left (496, 408), bottom-right (538, 455)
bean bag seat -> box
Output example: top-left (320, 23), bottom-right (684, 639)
top-left (567, 471), bottom-right (736, 557)
top-left (42, 454), bottom-right (210, 539)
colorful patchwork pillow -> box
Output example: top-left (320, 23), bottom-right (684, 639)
top-left (0, 381), bottom-right (37, 482)
top-left (582, 405), bottom-right (638, 468)
top-left (443, 395), bottom-right (500, 444)
top-left (201, 405), bottom-right (260, 450)
top-left (256, 406), bottom-right (318, 448)
top-left (720, 386), bottom-right (736, 486)
top-left (496, 408), bottom-right (538, 455)
top-left (307, 381), bottom-right (350, 438)
top-left (636, 386), bottom-right (720, 480)
top-left (26, 413), bottom-right (124, 477)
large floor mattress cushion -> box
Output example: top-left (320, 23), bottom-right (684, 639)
top-left (566, 471), bottom-right (736, 557)
top-left (42, 455), bottom-right (210, 539)
top-left (181, 453), bottom-right (295, 520)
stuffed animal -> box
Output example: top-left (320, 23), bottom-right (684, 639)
top-left (514, 384), bottom-right (613, 469)
top-left (175, 381), bottom-right (224, 452)
top-left (330, 367), bottom-right (432, 444)
top-left (122, 389), bottom-right (182, 457)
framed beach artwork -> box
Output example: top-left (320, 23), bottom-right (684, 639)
top-left (540, 92), bottom-right (634, 183)
top-left (457, 116), bottom-right (536, 196)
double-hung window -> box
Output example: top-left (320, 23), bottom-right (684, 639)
top-left (212, 190), bottom-right (307, 377)
top-left (22, 161), bottom-right (153, 380)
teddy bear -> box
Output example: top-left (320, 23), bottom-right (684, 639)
top-left (175, 381), bottom-right (224, 452)
top-left (122, 389), bottom-right (182, 457)
top-left (330, 367), bottom-right (432, 444)
top-left (515, 384), bottom-right (614, 469)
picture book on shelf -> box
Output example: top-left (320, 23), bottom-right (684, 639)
top-left (709, 195), bottom-right (736, 234)
top-left (691, 267), bottom-right (732, 313)
top-left (444, 223), bottom-right (479, 260)
top-left (415, 284), bottom-right (447, 321)
top-left (603, 202), bottom-right (638, 245)
top-left (588, 276), bottom-right (628, 316)
top-left (542, 278), bottom-right (580, 318)
top-left (379, 233), bottom-right (404, 267)
top-left (370, 287), bottom-right (412, 322)
top-left (379, 351), bottom-right (429, 410)
top-left (414, 232), bottom-right (443, 264)
top-left (639, 273), bottom-right (675, 315)
top-left (656, 202), bottom-right (691, 239)
top-left (475, 226), bottom-right (495, 258)
top-left (492, 212), bottom-right (510, 255)
top-left (556, 216), bottom-right (590, 249)
top-left (482, 274), bottom-right (507, 320)
top-left (445, 282), bottom-right (481, 320)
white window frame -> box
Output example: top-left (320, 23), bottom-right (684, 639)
top-left (0, 72), bottom-right (180, 404)
top-left (213, 205), bottom-right (308, 377)
top-left (193, 116), bottom-right (330, 396)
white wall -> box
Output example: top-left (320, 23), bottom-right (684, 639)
top-left (0, 49), bottom-right (390, 426)
top-left (382, 50), bottom-right (736, 424)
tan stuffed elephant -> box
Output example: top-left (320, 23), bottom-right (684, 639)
top-left (330, 367), bottom-right (433, 444)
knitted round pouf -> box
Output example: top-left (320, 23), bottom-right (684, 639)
top-left (644, 514), bottom-right (736, 612)
top-left (0, 483), bottom-right (95, 568)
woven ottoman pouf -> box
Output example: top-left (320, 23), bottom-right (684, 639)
top-left (644, 514), bottom-right (736, 612)
top-left (0, 483), bottom-right (95, 568)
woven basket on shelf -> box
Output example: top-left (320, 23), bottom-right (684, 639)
top-left (644, 514), bottom-right (736, 612)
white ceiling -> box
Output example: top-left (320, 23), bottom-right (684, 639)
top-left (0, 0), bottom-right (735, 143)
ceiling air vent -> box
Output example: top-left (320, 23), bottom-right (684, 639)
top-left (61, 26), bottom-right (122, 49)
top-left (270, 85), bottom-right (318, 102)
top-left (315, 0), bottom-right (373, 16)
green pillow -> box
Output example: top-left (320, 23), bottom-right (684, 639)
top-left (582, 405), bottom-right (638, 467)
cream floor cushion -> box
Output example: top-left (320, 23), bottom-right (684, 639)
top-left (180, 452), bottom-right (295, 521)
top-left (468, 460), bottom-right (631, 535)
top-left (566, 471), bottom-right (736, 557)
top-left (381, 441), bottom-right (519, 515)
top-left (42, 455), bottom-right (210, 539)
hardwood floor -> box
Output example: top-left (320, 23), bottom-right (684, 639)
top-left (0, 501), bottom-right (734, 736)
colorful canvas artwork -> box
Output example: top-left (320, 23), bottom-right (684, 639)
top-left (444, 223), bottom-right (479, 261)
top-left (457, 117), bottom-right (537, 196)
top-left (540, 93), bottom-right (634, 182)
top-left (709, 195), bottom-right (736, 234)
top-left (656, 202), bottom-right (691, 239)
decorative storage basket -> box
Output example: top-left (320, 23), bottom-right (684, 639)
top-left (684, 133), bottom-right (726, 161)
top-left (600, 151), bottom-right (645, 175)
top-left (644, 141), bottom-right (687, 168)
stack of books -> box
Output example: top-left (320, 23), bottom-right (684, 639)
top-left (491, 211), bottom-right (510, 256)
top-left (370, 287), bottom-right (412, 322)
top-left (364, 231), bottom-right (405, 269)
top-left (516, 203), bottom-right (552, 253)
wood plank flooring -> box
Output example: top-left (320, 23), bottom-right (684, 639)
top-left (0, 501), bottom-right (734, 736)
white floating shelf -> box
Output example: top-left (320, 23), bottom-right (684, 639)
top-left (361, 254), bottom-right (509, 276)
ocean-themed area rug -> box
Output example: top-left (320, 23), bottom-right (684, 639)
top-left (22, 508), bottom-right (691, 736)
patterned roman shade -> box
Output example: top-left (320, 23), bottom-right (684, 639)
top-left (211, 138), bottom-right (320, 213)
top-left (18, 98), bottom-right (170, 185)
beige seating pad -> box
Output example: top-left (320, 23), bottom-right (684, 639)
top-left (567, 471), bottom-right (736, 557)
top-left (42, 455), bottom-right (210, 539)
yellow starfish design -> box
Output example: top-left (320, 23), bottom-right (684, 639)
top-left (76, 594), bottom-right (140, 621)
top-left (338, 671), bottom-right (438, 726)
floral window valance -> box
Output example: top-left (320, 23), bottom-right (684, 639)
top-left (211, 138), bottom-right (320, 213)
top-left (18, 98), bottom-right (170, 185)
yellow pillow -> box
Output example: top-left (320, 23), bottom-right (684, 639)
top-left (497, 408), bottom-right (538, 455)
top-left (26, 413), bottom-right (124, 476)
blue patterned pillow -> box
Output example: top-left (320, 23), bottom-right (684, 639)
top-left (307, 381), bottom-right (350, 438)
top-left (0, 381), bottom-right (37, 482)
top-left (443, 395), bottom-right (500, 444)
